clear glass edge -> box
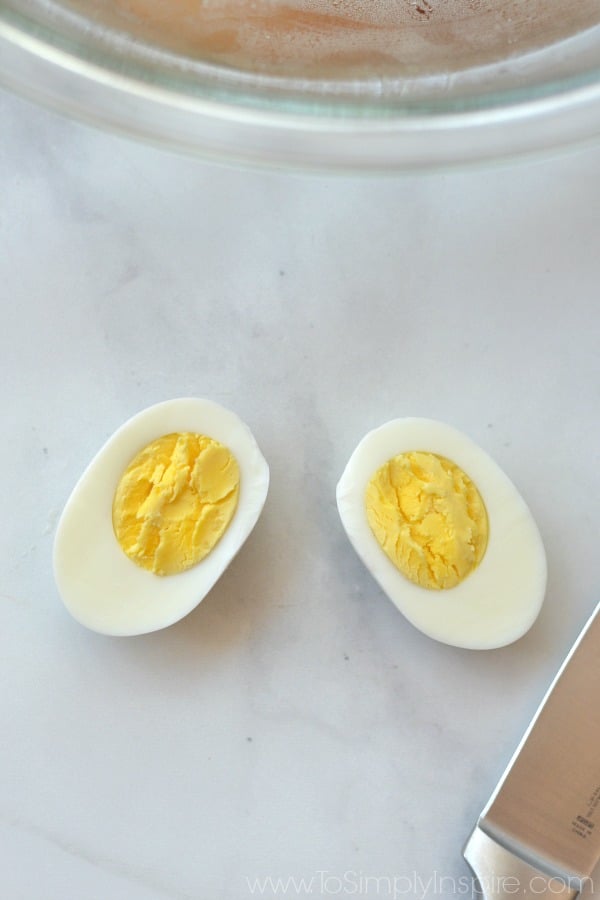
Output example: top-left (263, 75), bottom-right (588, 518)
top-left (2, 4), bottom-right (600, 171)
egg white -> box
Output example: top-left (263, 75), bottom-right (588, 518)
top-left (336, 418), bottom-right (547, 650)
top-left (54, 398), bottom-right (270, 636)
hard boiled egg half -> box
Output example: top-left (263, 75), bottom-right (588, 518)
top-left (54, 398), bottom-right (269, 636)
top-left (336, 418), bottom-right (546, 649)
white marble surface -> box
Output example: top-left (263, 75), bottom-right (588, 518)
top-left (2, 89), bottom-right (600, 900)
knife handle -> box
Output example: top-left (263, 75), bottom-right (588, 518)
top-left (464, 826), bottom-right (581, 900)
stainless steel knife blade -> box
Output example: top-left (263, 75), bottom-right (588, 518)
top-left (464, 602), bottom-right (600, 899)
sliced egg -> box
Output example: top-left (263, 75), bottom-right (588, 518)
top-left (54, 398), bottom-right (269, 636)
top-left (336, 418), bottom-right (547, 650)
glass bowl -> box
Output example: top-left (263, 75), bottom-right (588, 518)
top-left (1, 0), bottom-right (600, 171)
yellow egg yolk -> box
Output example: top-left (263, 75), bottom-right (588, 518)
top-left (112, 432), bottom-right (240, 576)
top-left (365, 451), bottom-right (488, 590)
